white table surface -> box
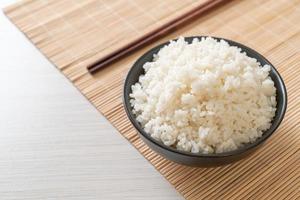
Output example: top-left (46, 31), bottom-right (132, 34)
top-left (0, 1), bottom-right (182, 199)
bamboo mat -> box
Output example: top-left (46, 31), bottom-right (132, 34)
top-left (4, 0), bottom-right (300, 199)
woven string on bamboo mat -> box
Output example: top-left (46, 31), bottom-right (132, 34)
top-left (4, 0), bottom-right (300, 199)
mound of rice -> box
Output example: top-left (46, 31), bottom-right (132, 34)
top-left (129, 37), bottom-right (276, 154)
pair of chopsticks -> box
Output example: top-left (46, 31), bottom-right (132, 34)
top-left (87, 0), bottom-right (227, 74)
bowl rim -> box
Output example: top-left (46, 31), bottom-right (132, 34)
top-left (123, 36), bottom-right (287, 158)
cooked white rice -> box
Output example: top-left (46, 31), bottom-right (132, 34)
top-left (129, 37), bottom-right (276, 154)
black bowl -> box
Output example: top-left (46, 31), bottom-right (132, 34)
top-left (123, 36), bottom-right (287, 167)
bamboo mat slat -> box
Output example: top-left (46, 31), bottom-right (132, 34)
top-left (4, 0), bottom-right (300, 199)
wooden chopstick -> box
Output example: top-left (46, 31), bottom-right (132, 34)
top-left (87, 0), bottom-right (227, 74)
